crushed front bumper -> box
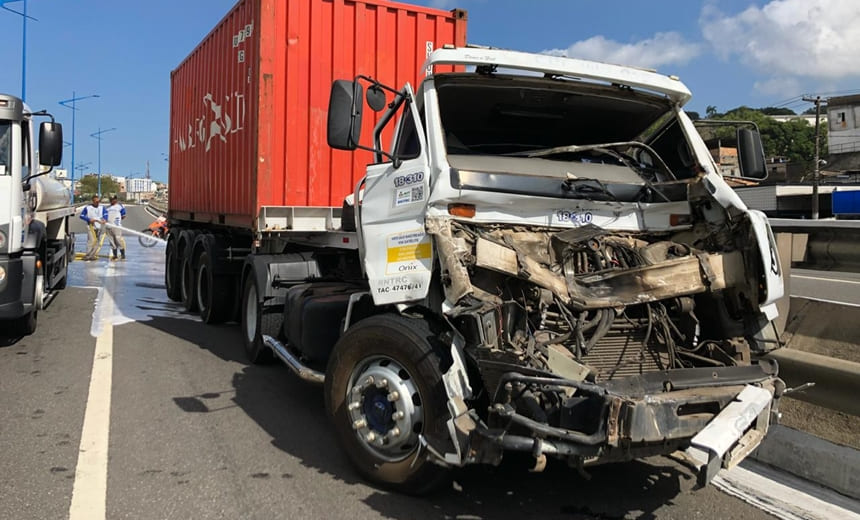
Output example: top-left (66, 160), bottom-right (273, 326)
top-left (456, 360), bottom-right (781, 483)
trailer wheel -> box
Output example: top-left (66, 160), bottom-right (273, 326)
top-left (325, 314), bottom-right (450, 495)
top-left (196, 251), bottom-right (233, 324)
top-left (180, 255), bottom-right (198, 312)
top-left (240, 273), bottom-right (277, 364)
top-left (165, 236), bottom-right (181, 301)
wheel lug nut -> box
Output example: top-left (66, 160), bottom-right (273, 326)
top-left (362, 376), bottom-right (375, 389)
top-left (392, 411), bottom-right (405, 420)
top-left (375, 378), bottom-right (389, 389)
top-left (352, 419), bottom-right (367, 430)
top-left (365, 432), bottom-right (377, 443)
top-left (387, 391), bottom-right (400, 402)
top-left (351, 385), bottom-right (362, 395)
top-left (347, 401), bottom-right (361, 411)
top-left (388, 427), bottom-right (401, 438)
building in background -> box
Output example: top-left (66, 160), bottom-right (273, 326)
top-left (825, 94), bottom-right (860, 177)
top-left (53, 168), bottom-right (72, 190)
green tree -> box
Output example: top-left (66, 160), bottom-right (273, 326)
top-left (758, 107), bottom-right (797, 116)
top-left (712, 107), bottom-right (827, 164)
top-left (705, 105), bottom-right (719, 119)
top-left (77, 175), bottom-right (121, 198)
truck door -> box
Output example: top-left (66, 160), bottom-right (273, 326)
top-left (359, 85), bottom-right (433, 306)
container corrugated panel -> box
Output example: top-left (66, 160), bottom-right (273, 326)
top-left (169, 0), bottom-right (468, 229)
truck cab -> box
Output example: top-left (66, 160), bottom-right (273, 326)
top-left (0, 93), bottom-right (69, 335)
top-left (315, 47), bottom-right (785, 491)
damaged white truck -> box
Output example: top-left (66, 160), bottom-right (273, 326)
top-left (250, 47), bottom-right (786, 493)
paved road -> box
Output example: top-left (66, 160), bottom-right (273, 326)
top-left (791, 268), bottom-right (860, 306)
top-left (1, 205), bottom-right (778, 519)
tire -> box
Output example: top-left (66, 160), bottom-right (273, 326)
top-left (196, 251), bottom-right (233, 324)
top-left (180, 254), bottom-right (198, 312)
top-left (14, 309), bottom-right (37, 336)
top-left (139, 230), bottom-right (158, 248)
top-left (240, 273), bottom-right (278, 364)
top-left (165, 235), bottom-right (181, 302)
top-left (53, 250), bottom-right (68, 290)
top-left (324, 314), bottom-right (450, 494)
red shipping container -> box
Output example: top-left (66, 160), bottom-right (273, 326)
top-left (169, 0), bottom-right (467, 229)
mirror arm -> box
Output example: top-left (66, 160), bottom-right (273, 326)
top-left (23, 167), bottom-right (53, 191)
top-left (353, 142), bottom-right (399, 167)
top-left (355, 75), bottom-right (401, 97)
top-left (24, 109), bottom-right (55, 123)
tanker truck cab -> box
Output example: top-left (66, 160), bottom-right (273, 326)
top-left (0, 93), bottom-right (68, 336)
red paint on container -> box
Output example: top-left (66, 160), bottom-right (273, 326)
top-left (169, 0), bottom-right (467, 230)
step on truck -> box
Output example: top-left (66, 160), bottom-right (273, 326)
top-left (0, 94), bottom-right (70, 336)
top-left (167, 0), bottom-right (785, 493)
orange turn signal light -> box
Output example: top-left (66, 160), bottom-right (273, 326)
top-left (447, 203), bottom-right (476, 218)
top-left (36, 259), bottom-right (43, 269)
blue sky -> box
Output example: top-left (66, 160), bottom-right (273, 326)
top-left (1, 0), bottom-right (856, 183)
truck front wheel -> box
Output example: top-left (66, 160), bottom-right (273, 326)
top-left (240, 273), bottom-right (278, 364)
top-left (324, 314), bottom-right (450, 494)
top-left (13, 309), bottom-right (37, 336)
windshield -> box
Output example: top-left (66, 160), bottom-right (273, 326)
top-left (436, 74), bottom-right (699, 201)
top-left (0, 122), bottom-right (9, 176)
top-left (435, 74), bottom-right (671, 157)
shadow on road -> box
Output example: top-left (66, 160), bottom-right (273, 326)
top-left (140, 314), bottom-right (704, 520)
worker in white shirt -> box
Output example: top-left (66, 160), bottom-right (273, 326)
top-left (105, 195), bottom-right (127, 260)
top-left (79, 195), bottom-right (108, 261)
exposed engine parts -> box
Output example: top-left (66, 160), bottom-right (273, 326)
top-left (429, 217), bottom-right (762, 389)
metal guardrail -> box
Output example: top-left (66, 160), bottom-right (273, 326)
top-left (766, 219), bottom-right (860, 417)
top-left (770, 218), bottom-right (860, 273)
top-left (146, 200), bottom-right (167, 214)
top-left (766, 349), bottom-right (860, 417)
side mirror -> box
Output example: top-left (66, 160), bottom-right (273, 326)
top-left (327, 80), bottom-right (363, 151)
top-left (737, 128), bottom-right (767, 179)
top-left (39, 121), bottom-right (63, 166)
top-left (366, 85), bottom-right (386, 112)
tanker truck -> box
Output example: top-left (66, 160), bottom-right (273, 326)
top-left (167, 0), bottom-right (785, 494)
top-left (0, 93), bottom-right (70, 336)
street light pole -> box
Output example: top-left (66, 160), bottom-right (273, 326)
top-left (90, 127), bottom-right (117, 198)
top-left (803, 95), bottom-right (823, 219)
top-left (59, 92), bottom-right (100, 202)
top-left (0, 0), bottom-right (37, 100)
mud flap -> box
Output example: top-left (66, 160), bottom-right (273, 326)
top-left (689, 385), bottom-right (773, 485)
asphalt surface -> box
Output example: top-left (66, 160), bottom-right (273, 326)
top-left (0, 205), bottom-right (780, 520)
top-left (790, 268), bottom-right (860, 306)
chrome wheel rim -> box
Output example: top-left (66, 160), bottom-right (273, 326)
top-left (346, 356), bottom-right (423, 461)
top-left (245, 283), bottom-right (257, 343)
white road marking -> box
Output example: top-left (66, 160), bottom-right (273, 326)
top-left (792, 274), bottom-right (860, 285)
top-left (787, 295), bottom-right (860, 308)
top-left (712, 459), bottom-right (860, 520)
top-left (69, 284), bottom-right (115, 520)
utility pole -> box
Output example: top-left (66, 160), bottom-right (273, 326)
top-left (803, 95), bottom-right (823, 219)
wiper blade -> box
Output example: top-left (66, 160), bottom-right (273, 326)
top-left (562, 176), bottom-right (618, 201)
top-left (526, 141), bottom-right (640, 158)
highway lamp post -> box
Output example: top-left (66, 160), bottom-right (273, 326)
top-left (0, 0), bottom-right (37, 100)
top-left (59, 92), bottom-right (100, 203)
top-left (73, 162), bottom-right (91, 202)
top-left (90, 127), bottom-right (117, 198)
